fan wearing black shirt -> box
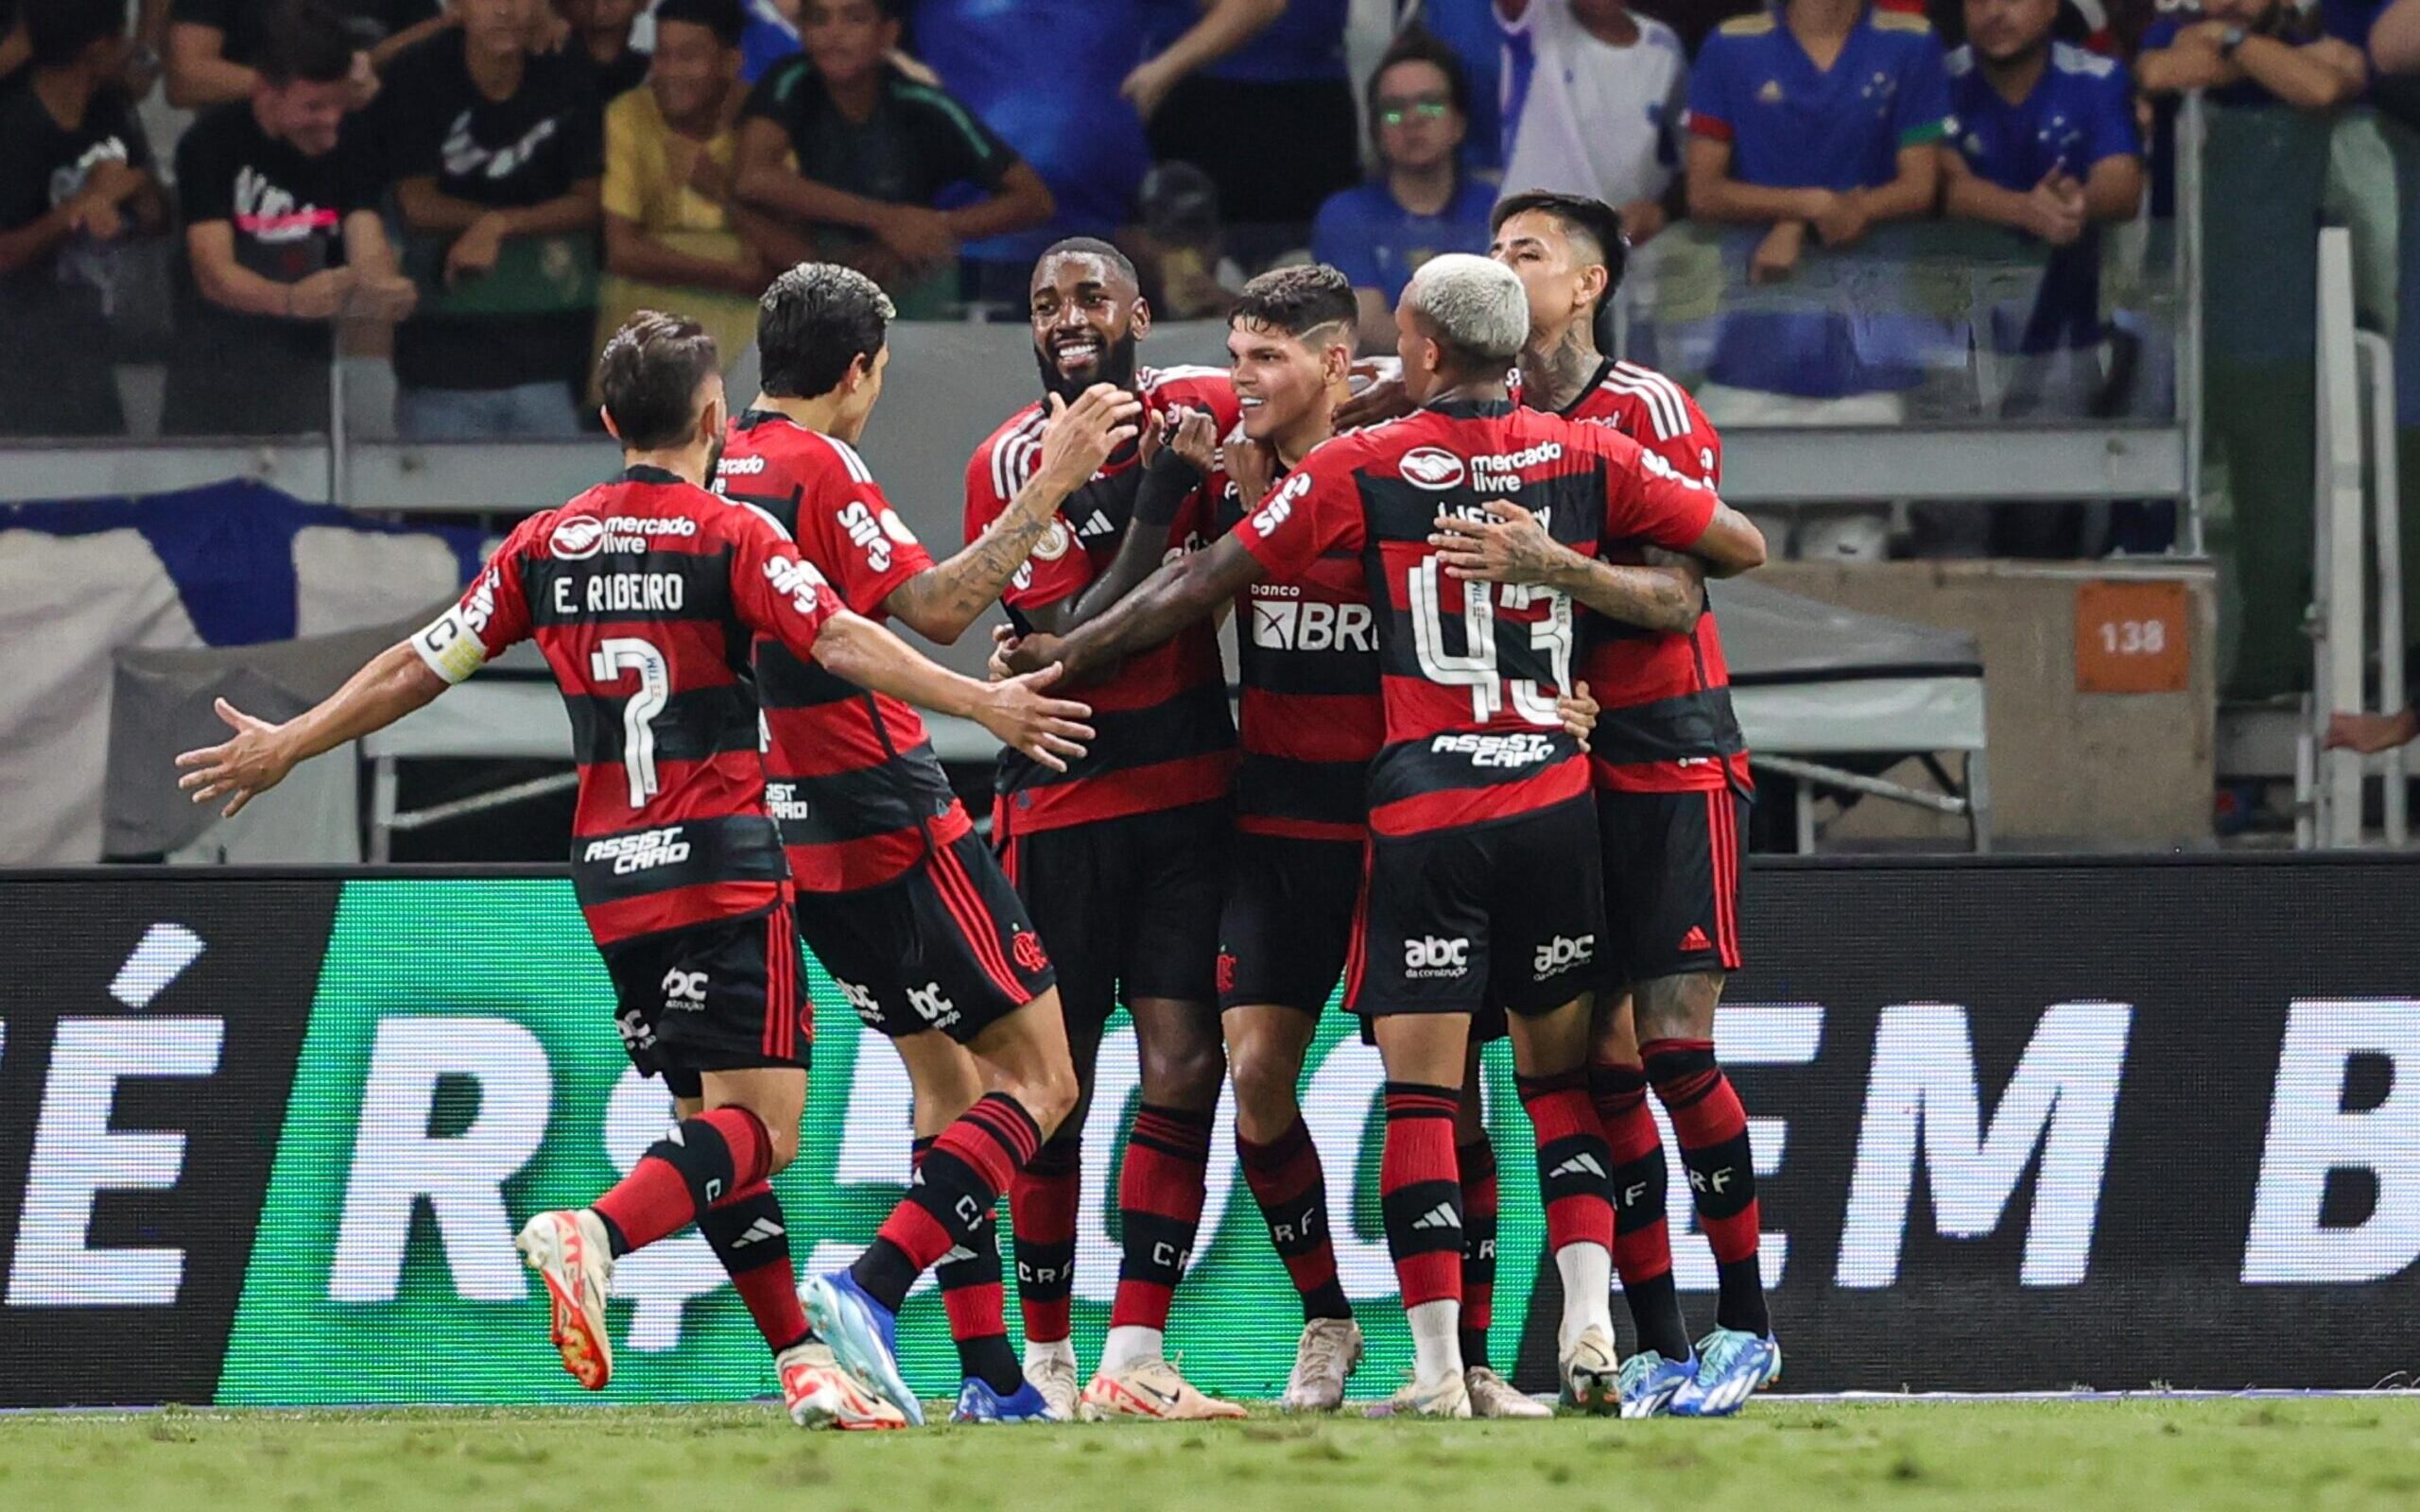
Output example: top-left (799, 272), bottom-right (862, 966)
top-left (382, 0), bottom-right (603, 438)
top-left (563, 0), bottom-right (648, 99)
top-left (734, 0), bottom-right (1051, 309)
top-left (165, 0), bottom-right (413, 435)
top-left (166, 0), bottom-right (445, 109)
top-left (0, 0), bottom-right (165, 436)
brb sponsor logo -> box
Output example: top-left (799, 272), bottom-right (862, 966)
top-left (1404, 935), bottom-right (1471, 979)
top-left (660, 970), bottom-right (708, 1013)
top-left (1431, 731), bottom-right (1558, 769)
top-left (1248, 589), bottom-right (1375, 654)
top-left (1533, 934), bottom-right (1595, 980)
top-left (581, 827), bottom-right (692, 876)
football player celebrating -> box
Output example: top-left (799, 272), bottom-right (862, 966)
top-left (176, 313), bottom-right (1092, 1429)
top-left (1006, 256), bottom-right (1764, 1415)
top-left (963, 238), bottom-right (1244, 1420)
top-left (715, 264), bottom-right (1141, 1422)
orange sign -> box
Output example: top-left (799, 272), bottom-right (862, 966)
top-left (2075, 580), bottom-right (2190, 694)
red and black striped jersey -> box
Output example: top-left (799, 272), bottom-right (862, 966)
top-left (1213, 462), bottom-right (1382, 842)
top-left (411, 464), bottom-right (838, 945)
top-left (1518, 359), bottom-right (1749, 796)
top-left (1232, 400), bottom-right (1718, 838)
top-left (716, 410), bottom-right (972, 893)
top-left (964, 366), bottom-right (1240, 835)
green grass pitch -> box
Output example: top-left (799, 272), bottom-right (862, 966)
top-left (5, 1399), bottom-right (2417, 1511)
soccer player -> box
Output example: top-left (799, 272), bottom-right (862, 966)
top-left (963, 236), bottom-right (1244, 1421)
top-left (174, 311), bottom-right (1091, 1430)
top-left (1004, 255), bottom-right (1766, 1416)
top-left (1473, 190), bottom-right (1777, 1416)
top-left (714, 263), bottom-right (1141, 1422)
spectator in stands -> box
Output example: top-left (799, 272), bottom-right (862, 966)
top-left (562, 0), bottom-right (648, 97)
top-left (165, 1), bottom-right (414, 434)
top-left (598, 0), bottom-right (787, 373)
top-left (735, 0), bottom-right (1051, 315)
top-left (1496, 0), bottom-right (1687, 246)
top-left (2376, 0), bottom-right (2420, 70)
top-left (167, 0), bottom-right (444, 108)
top-left (1145, 0), bottom-right (1358, 266)
top-left (1311, 27), bottom-right (1495, 351)
top-left (737, 0), bottom-right (800, 80)
top-left (0, 0), bottom-right (164, 437)
top-left (1407, 0), bottom-right (1508, 167)
top-left (1633, 0), bottom-right (1762, 53)
top-left (381, 0), bottom-right (603, 438)
top-left (1685, 0), bottom-right (1953, 558)
top-left (2136, 0), bottom-right (2371, 112)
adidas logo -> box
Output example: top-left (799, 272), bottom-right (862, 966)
top-left (729, 1217), bottom-right (786, 1248)
top-left (1410, 1203), bottom-right (1461, 1231)
top-left (940, 1244), bottom-right (979, 1264)
top-left (1680, 925), bottom-right (1712, 954)
top-left (1076, 508), bottom-right (1115, 538)
top-left (1548, 1153), bottom-right (1608, 1181)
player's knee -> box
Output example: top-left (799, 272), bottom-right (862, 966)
top-left (1139, 1032), bottom-right (1226, 1108)
top-left (760, 1116), bottom-right (803, 1176)
top-left (1634, 973), bottom-right (1720, 1044)
top-left (1009, 1055), bottom-right (1082, 1137)
top-left (1228, 1039), bottom-right (1302, 1125)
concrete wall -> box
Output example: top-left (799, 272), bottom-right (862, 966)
top-left (1760, 558), bottom-right (2219, 850)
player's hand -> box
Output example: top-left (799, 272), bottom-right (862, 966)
top-left (1811, 189), bottom-right (1869, 249)
top-left (174, 697), bottom-right (297, 818)
top-left (2325, 708), bottom-right (2420, 754)
top-left (976, 663), bottom-right (1095, 772)
top-left (1159, 404), bottom-right (1219, 473)
top-left (1225, 436), bottom-right (1278, 513)
top-left (348, 48), bottom-right (381, 111)
top-left (1119, 54), bottom-right (1182, 121)
top-left (873, 204), bottom-right (958, 269)
top-left (1038, 384), bottom-right (1145, 490)
top-left (1337, 365), bottom-right (1411, 430)
top-left (987, 624), bottom-right (1021, 681)
top-left (445, 215), bottom-right (508, 285)
top-left (287, 267), bottom-right (358, 320)
top-left (1430, 500), bottom-right (1565, 586)
top-left (1557, 680), bottom-right (1599, 752)
top-left (999, 631), bottom-right (1065, 679)
top-left (1619, 198), bottom-right (1667, 245)
top-left (1750, 220), bottom-right (1805, 284)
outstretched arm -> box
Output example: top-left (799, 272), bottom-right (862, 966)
top-left (1008, 533), bottom-right (1265, 684)
top-left (812, 610), bottom-right (1096, 771)
top-left (175, 644), bottom-right (446, 816)
top-left (1058, 406), bottom-right (1219, 627)
top-left (1430, 504), bottom-right (1705, 633)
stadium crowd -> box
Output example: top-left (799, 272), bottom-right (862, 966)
top-left (4, 0), bottom-right (2412, 449)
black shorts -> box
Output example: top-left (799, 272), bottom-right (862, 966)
top-left (998, 799), bottom-right (1230, 1032)
top-left (598, 902), bottom-right (809, 1101)
top-left (1348, 798), bottom-right (1605, 1019)
top-left (1599, 787), bottom-right (1749, 986)
top-left (801, 830), bottom-right (1055, 1045)
top-left (1218, 832), bottom-right (1362, 1014)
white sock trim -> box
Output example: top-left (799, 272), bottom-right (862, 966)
top-left (1555, 1242), bottom-right (1614, 1352)
top-left (1099, 1324), bottom-right (1164, 1374)
top-left (1407, 1298), bottom-right (1464, 1387)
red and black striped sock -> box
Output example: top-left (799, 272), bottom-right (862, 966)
top-left (1517, 1070), bottom-right (1616, 1256)
top-left (1591, 1059), bottom-right (1692, 1361)
top-left (1380, 1083), bottom-right (1463, 1310)
top-left (1644, 1037), bottom-right (1769, 1336)
top-left (1236, 1117), bottom-right (1351, 1323)
top-left (852, 1093), bottom-right (1043, 1314)
top-left (913, 1136), bottom-right (1020, 1394)
top-left (697, 1178), bottom-right (811, 1356)
top-left (1109, 1103), bottom-right (1214, 1332)
top-left (1009, 1134), bottom-right (1080, 1345)
top-left (1455, 1133), bottom-right (1497, 1370)
top-left (592, 1105), bottom-right (772, 1257)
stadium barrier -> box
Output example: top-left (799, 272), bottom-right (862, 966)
top-left (3, 856), bottom-right (2416, 1409)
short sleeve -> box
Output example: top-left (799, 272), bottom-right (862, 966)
top-left (371, 50), bottom-right (441, 180)
top-left (904, 83), bottom-right (1019, 193)
top-left (601, 94), bottom-right (646, 221)
top-left (794, 468), bottom-right (938, 617)
top-left (411, 516), bottom-right (542, 683)
top-left (2320, 0), bottom-right (2380, 47)
top-left (1893, 35), bottom-right (1956, 148)
top-left (1594, 428), bottom-right (1719, 552)
top-left (966, 430), bottom-right (1089, 610)
top-left (337, 128), bottom-right (385, 215)
top-left (2085, 71), bottom-right (2142, 165)
top-left (728, 507), bottom-right (842, 659)
top-left (1310, 190), bottom-right (1380, 289)
top-left (741, 56), bottom-right (804, 124)
top-left (2139, 17), bottom-right (2183, 51)
top-left (174, 117), bottom-right (235, 225)
top-left (1231, 451), bottom-right (1356, 581)
top-left (170, 0), bottom-right (236, 31)
top-left (1685, 35), bottom-right (1737, 142)
top-left (562, 77), bottom-right (606, 181)
top-left (94, 91), bottom-right (153, 174)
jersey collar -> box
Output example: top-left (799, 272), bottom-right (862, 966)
top-left (1555, 358), bottom-right (1619, 419)
top-left (1424, 396), bottom-right (1516, 420)
top-left (618, 463), bottom-right (686, 487)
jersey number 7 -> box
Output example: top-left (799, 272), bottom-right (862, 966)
top-left (591, 636), bottom-right (671, 808)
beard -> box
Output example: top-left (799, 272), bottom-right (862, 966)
top-left (701, 430), bottom-right (725, 484)
top-left (1034, 330), bottom-right (1140, 404)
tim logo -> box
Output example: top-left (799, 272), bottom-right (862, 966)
top-left (1532, 934), bottom-right (1595, 980)
top-left (1011, 931), bottom-right (1049, 974)
top-left (1399, 447), bottom-right (1466, 490)
top-left (550, 516), bottom-right (606, 560)
top-left (660, 969), bottom-right (708, 1012)
top-left (1404, 936), bottom-right (1471, 978)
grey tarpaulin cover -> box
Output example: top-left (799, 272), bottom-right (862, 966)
top-left (1713, 580), bottom-right (1988, 757)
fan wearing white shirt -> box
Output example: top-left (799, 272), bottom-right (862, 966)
top-left (1497, 0), bottom-right (1687, 245)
